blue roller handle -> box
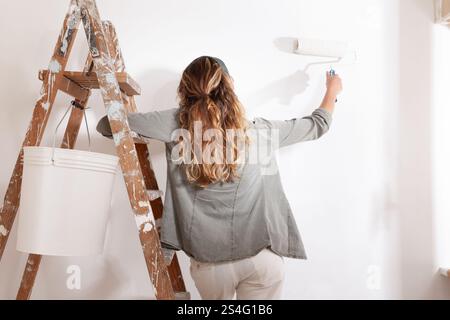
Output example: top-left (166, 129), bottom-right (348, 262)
top-left (329, 68), bottom-right (338, 103)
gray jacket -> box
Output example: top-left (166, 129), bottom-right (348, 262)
top-left (96, 107), bottom-right (332, 263)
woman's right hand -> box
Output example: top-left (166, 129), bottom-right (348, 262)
top-left (320, 72), bottom-right (342, 113)
top-left (326, 71), bottom-right (343, 98)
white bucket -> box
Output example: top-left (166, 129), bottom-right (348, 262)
top-left (16, 146), bottom-right (119, 256)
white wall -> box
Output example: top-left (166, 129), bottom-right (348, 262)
top-left (1, 0), bottom-right (449, 299)
top-left (432, 0), bottom-right (450, 298)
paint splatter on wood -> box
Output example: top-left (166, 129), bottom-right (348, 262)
top-left (16, 254), bottom-right (42, 300)
top-left (103, 19), bottom-right (187, 295)
top-left (0, 225), bottom-right (8, 236)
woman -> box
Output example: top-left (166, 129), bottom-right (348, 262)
top-left (97, 56), bottom-right (342, 299)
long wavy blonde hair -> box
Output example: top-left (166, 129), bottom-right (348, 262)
top-left (177, 56), bottom-right (248, 187)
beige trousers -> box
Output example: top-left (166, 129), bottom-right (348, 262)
top-left (189, 248), bottom-right (285, 300)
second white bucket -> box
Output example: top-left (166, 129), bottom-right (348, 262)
top-left (17, 146), bottom-right (119, 256)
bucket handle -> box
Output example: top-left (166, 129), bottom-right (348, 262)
top-left (52, 101), bottom-right (91, 163)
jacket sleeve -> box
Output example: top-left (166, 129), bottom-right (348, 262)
top-left (252, 108), bottom-right (332, 148)
top-left (96, 108), bottom-right (179, 143)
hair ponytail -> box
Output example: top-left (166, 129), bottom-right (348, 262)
top-left (177, 56), bottom-right (248, 187)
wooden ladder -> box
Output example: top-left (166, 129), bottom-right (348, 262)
top-left (0, 0), bottom-right (187, 300)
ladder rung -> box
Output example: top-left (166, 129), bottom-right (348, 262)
top-left (40, 70), bottom-right (141, 96)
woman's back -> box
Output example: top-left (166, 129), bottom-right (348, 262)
top-left (97, 105), bottom-right (332, 262)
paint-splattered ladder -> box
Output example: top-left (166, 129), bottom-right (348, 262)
top-left (0, 0), bottom-right (187, 300)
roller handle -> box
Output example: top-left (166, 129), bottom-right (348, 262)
top-left (329, 68), bottom-right (338, 103)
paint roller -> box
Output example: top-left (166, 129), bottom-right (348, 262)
top-left (292, 37), bottom-right (355, 101)
top-left (294, 37), bottom-right (355, 72)
top-left (294, 37), bottom-right (349, 59)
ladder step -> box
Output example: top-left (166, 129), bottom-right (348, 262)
top-left (39, 70), bottom-right (141, 96)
